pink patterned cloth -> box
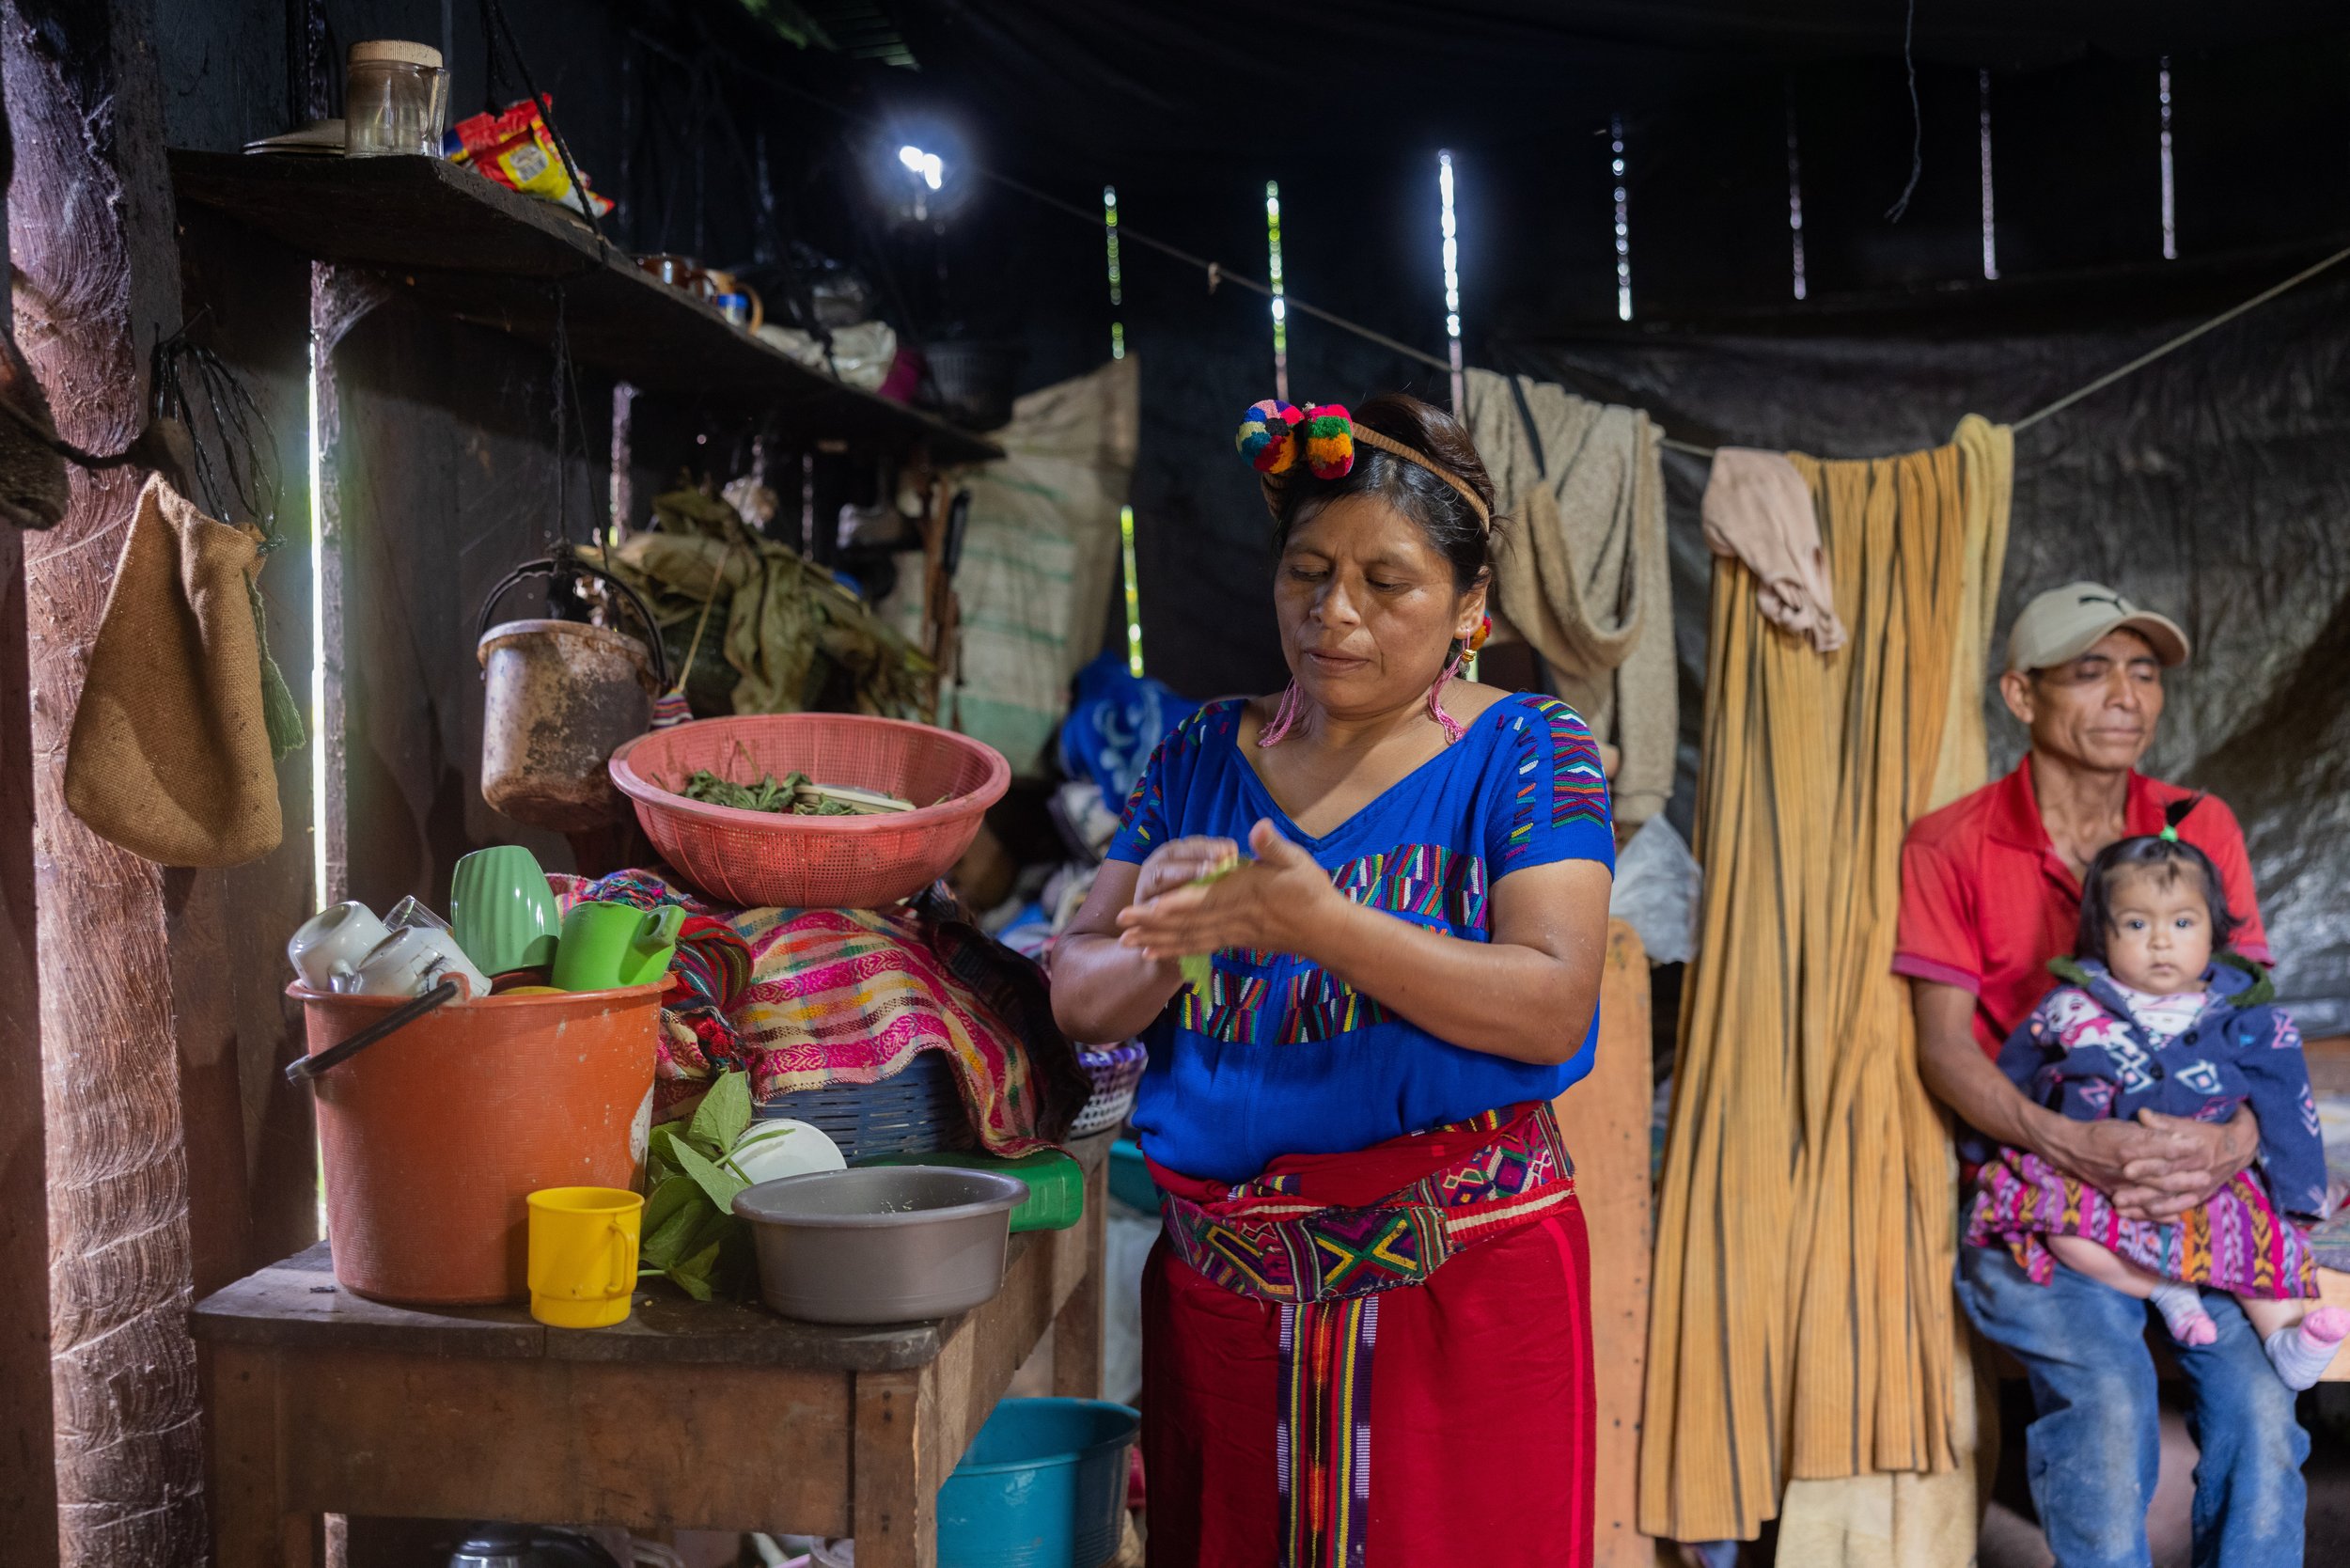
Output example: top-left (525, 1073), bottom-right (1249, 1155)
top-left (1966, 1148), bottom-right (2318, 1300)
top-left (554, 870), bottom-right (1084, 1153)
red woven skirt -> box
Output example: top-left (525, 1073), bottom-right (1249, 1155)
top-left (1141, 1103), bottom-right (1595, 1568)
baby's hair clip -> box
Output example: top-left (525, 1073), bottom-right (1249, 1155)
top-left (2159, 792), bottom-right (2205, 841)
top-left (1236, 400), bottom-right (1304, 475)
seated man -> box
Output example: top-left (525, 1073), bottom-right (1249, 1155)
top-left (1896, 582), bottom-right (2307, 1567)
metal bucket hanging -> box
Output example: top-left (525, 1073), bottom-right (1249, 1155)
top-left (477, 554), bottom-right (669, 832)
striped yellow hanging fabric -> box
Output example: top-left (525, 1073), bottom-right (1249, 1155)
top-left (1639, 416), bottom-right (2013, 1544)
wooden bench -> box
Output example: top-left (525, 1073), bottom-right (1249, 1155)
top-left (1551, 918), bottom-right (1655, 1568)
top-left (2309, 1035), bottom-right (2350, 1381)
top-left (192, 1132), bottom-right (1113, 1568)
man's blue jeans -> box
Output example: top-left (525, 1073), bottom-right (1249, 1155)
top-left (1956, 1244), bottom-right (2309, 1567)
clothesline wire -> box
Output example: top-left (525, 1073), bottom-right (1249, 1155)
top-left (1658, 242), bottom-right (2350, 457)
top-left (696, 55), bottom-right (2350, 454)
top-left (691, 56), bottom-right (1461, 378)
top-left (2006, 242), bottom-right (2350, 431)
top-left (975, 168), bottom-right (1457, 375)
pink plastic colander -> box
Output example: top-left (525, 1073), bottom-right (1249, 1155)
top-left (608, 714), bottom-right (1010, 909)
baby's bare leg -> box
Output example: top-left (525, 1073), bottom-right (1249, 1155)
top-left (2045, 1234), bottom-right (2157, 1296)
top-left (2236, 1295), bottom-right (2305, 1338)
top-left (2045, 1233), bottom-right (2217, 1344)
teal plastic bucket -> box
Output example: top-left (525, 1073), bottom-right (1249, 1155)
top-left (1105, 1139), bottom-right (1159, 1215)
top-left (938, 1397), bottom-right (1140, 1568)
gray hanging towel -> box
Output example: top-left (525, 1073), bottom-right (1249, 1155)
top-left (1465, 368), bottom-right (1675, 828)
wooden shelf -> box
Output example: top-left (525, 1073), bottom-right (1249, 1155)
top-left (170, 149), bottom-right (1004, 466)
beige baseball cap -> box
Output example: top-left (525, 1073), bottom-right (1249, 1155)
top-left (2006, 580), bottom-right (2190, 672)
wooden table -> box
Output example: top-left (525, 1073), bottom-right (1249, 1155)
top-left (192, 1135), bottom-right (1112, 1568)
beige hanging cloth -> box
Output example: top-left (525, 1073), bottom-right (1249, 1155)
top-left (1700, 447), bottom-right (1846, 651)
top-left (1465, 368), bottom-right (1674, 826)
top-left (1639, 416), bottom-right (2013, 1550)
top-left (64, 472), bottom-right (287, 867)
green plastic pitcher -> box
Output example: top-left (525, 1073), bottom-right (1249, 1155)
top-left (550, 902), bottom-right (684, 992)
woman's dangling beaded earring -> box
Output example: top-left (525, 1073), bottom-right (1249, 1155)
top-left (1427, 639), bottom-right (1468, 745)
top-left (1256, 678), bottom-right (1308, 746)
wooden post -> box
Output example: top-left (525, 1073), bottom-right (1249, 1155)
top-left (0, 450), bottom-right (58, 1568)
top-left (854, 1371), bottom-right (940, 1568)
top-left (1051, 1154), bottom-right (1108, 1402)
top-left (1552, 920), bottom-right (1656, 1568)
top-left (0, 26), bottom-right (56, 1558)
top-left (5, 1), bottom-right (208, 1563)
top-left (306, 263), bottom-right (390, 909)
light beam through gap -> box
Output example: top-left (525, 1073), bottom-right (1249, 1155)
top-left (1265, 180), bottom-right (1288, 402)
top-left (1611, 117), bottom-right (1632, 321)
top-left (1439, 149), bottom-right (1465, 413)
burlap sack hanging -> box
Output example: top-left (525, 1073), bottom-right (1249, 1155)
top-left (64, 472), bottom-right (284, 866)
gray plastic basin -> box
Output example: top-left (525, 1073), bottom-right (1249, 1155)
top-left (732, 1166), bottom-right (1028, 1325)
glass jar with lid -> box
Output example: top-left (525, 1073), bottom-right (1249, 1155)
top-left (344, 40), bottom-right (447, 159)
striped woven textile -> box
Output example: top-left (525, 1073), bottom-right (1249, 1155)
top-left (557, 870), bottom-right (1085, 1153)
top-left (1639, 417), bottom-right (2012, 1543)
top-left (1968, 1151), bottom-right (2319, 1299)
top-left (1146, 1101), bottom-right (1594, 1567)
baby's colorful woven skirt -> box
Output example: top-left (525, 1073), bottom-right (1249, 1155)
top-left (1141, 1099), bottom-right (1594, 1568)
top-left (1967, 1147), bottom-right (2318, 1299)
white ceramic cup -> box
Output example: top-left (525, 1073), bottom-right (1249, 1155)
top-left (347, 925), bottom-right (490, 999)
top-left (288, 901), bottom-right (392, 992)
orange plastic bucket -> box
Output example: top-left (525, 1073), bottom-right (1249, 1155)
top-left (293, 982), bottom-right (662, 1305)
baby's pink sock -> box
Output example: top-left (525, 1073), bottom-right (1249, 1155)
top-left (2148, 1282), bottom-right (2217, 1346)
top-left (2264, 1306), bottom-right (2350, 1391)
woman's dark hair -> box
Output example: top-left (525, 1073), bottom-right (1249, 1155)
top-left (1270, 392), bottom-right (1498, 592)
top-left (2076, 831), bottom-right (2240, 965)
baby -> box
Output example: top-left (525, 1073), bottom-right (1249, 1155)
top-left (1966, 809), bottom-right (2347, 1389)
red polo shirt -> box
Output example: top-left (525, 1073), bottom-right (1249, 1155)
top-left (1893, 760), bottom-right (2270, 1057)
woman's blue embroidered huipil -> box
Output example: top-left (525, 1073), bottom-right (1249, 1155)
top-left (1104, 694), bottom-right (1616, 1182)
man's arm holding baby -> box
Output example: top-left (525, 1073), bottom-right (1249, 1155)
top-left (1913, 980), bottom-right (2258, 1220)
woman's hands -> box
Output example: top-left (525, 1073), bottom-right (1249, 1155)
top-left (1116, 820), bottom-right (1345, 963)
top-left (1057, 826), bottom-right (1607, 1067)
top-left (1131, 835), bottom-right (1243, 905)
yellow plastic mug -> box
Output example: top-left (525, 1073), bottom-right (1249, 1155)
top-left (525, 1186), bottom-right (644, 1328)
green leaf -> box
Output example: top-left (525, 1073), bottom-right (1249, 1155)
top-left (643, 1174), bottom-right (698, 1237)
top-left (639, 1184), bottom-right (713, 1270)
top-left (667, 1238), bottom-right (725, 1301)
top-left (1175, 861), bottom-right (1237, 995)
top-left (689, 1070), bottom-right (755, 1153)
top-left (674, 1137), bottom-right (749, 1216)
top-left (647, 1123), bottom-right (686, 1183)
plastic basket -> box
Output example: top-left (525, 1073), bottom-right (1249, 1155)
top-left (609, 713), bottom-right (1010, 909)
top-left (754, 1047), bottom-right (974, 1163)
top-left (924, 339), bottom-right (1026, 431)
top-left (1069, 1042), bottom-right (1147, 1138)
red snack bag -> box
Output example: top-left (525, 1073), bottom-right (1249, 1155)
top-left (445, 97), bottom-right (614, 218)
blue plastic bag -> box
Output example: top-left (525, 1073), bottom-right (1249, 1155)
top-left (1058, 651), bottom-right (1195, 803)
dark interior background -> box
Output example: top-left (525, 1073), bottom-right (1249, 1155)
top-left (152, 0), bottom-right (2350, 1022)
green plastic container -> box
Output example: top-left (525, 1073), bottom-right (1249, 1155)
top-left (857, 1148), bottom-right (1085, 1232)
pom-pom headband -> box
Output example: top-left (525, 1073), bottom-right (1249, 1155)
top-left (1234, 398), bottom-right (1491, 529)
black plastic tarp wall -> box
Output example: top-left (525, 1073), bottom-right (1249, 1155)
top-left (1501, 257), bottom-right (2350, 1036)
